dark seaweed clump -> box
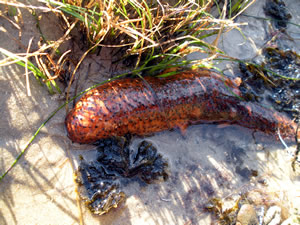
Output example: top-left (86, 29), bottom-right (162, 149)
top-left (75, 137), bottom-right (169, 215)
top-left (239, 47), bottom-right (300, 120)
top-left (264, 0), bottom-right (292, 29)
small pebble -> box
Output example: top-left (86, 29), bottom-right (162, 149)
top-left (236, 204), bottom-right (258, 225)
top-left (281, 215), bottom-right (300, 225)
top-left (256, 144), bottom-right (264, 151)
top-left (264, 205), bottom-right (281, 225)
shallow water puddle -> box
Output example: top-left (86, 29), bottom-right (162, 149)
top-left (69, 123), bottom-right (298, 224)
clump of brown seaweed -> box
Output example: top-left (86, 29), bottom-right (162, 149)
top-left (239, 47), bottom-right (300, 120)
top-left (75, 137), bottom-right (169, 215)
top-left (204, 196), bottom-right (241, 224)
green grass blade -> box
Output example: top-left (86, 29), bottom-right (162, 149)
top-left (0, 48), bottom-right (61, 94)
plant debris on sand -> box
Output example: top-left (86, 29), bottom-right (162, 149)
top-left (1, 0), bottom-right (254, 97)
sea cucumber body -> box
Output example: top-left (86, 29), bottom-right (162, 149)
top-left (65, 69), bottom-right (297, 144)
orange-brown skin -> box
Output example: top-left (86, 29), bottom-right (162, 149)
top-left (65, 69), bottom-right (298, 144)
